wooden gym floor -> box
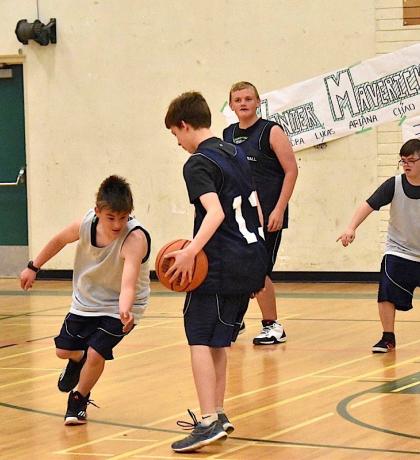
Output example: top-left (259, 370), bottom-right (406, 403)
top-left (0, 279), bottom-right (419, 459)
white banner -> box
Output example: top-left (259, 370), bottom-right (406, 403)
top-left (402, 115), bottom-right (420, 141)
top-left (223, 44), bottom-right (420, 151)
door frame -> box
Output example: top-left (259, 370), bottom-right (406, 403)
top-left (0, 53), bottom-right (26, 277)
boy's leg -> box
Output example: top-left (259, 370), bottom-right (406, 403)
top-left (253, 276), bottom-right (287, 345)
top-left (211, 347), bottom-right (234, 434)
top-left (54, 314), bottom-right (91, 392)
top-left (378, 301), bottom-right (396, 332)
top-left (256, 276), bottom-right (277, 320)
top-left (77, 347), bottom-right (105, 396)
top-left (190, 345), bottom-right (217, 416)
top-left (211, 347), bottom-right (227, 410)
top-left (256, 276), bottom-right (277, 321)
top-left (64, 316), bottom-right (130, 425)
top-left (373, 255), bottom-right (416, 353)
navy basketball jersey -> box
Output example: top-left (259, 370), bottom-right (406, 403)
top-left (187, 139), bottom-right (267, 295)
top-left (223, 119), bottom-right (288, 228)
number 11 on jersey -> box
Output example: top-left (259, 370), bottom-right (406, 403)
top-left (233, 192), bottom-right (264, 244)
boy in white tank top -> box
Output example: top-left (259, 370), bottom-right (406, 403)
top-left (337, 139), bottom-right (420, 353)
top-left (20, 175), bottom-right (151, 425)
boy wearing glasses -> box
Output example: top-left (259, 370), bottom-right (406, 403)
top-left (337, 138), bottom-right (420, 353)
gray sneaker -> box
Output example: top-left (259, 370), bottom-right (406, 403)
top-left (172, 410), bottom-right (227, 452)
top-left (218, 412), bottom-right (234, 434)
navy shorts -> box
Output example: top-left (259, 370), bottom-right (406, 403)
top-left (264, 229), bottom-right (283, 277)
top-left (378, 254), bottom-right (420, 311)
top-left (183, 292), bottom-right (250, 347)
top-left (54, 313), bottom-right (133, 360)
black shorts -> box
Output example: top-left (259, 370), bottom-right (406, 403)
top-left (264, 229), bottom-right (283, 277)
top-left (378, 254), bottom-right (420, 311)
top-left (183, 292), bottom-right (250, 347)
top-left (54, 313), bottom-right (133, 360)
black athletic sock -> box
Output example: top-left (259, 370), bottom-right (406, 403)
top-left (262, 320), bottom-right (276, 327)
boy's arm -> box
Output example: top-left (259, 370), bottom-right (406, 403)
top-left (336, 201), bottom-right (374, 247)
top-left (268, 126), bottom-right (298, 232)
top-left (166, 192), bottom-right (224, 286)
top-left (119, 230), bottom-right (148, 333)
top-left (20, 220), bottom-right (81, 290)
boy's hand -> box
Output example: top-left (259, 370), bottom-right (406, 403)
top-left (336, 229), bottom-right (356, 247)
top-left (267, 208), bottom-right (284, 232)
top-left (20, 268), bottom-right (37, 290)
top-left (120, 309), bottom-right (134, 333)
top-left (164, 248), bottom-right (195, 287)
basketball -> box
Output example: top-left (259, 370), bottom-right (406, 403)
top-left (155, 239), bottom-right (208, 292)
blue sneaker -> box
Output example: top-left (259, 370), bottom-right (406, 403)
top-left (172, 410), bottom-right (227, 452)
top-left (218, 412), bottom-right (234, 434)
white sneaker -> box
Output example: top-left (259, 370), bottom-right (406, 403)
top-left (253, 321), bottom-right (287, 345)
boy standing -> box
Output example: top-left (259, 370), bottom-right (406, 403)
top-left (164, 92), bottom-right (267, 452)
top-left (224, 81), bottom-right (298, 345)
top-left (20, 175), bottom-right (151, 424)
top-left (337, 139), bottom-right (420, 352)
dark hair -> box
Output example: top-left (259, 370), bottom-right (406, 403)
top-left (400, 138), bottom-right (420, 157)
top-left (164, 91), bottom-right (211, 129)
top-left (96, 175), bottom-right (134, 213)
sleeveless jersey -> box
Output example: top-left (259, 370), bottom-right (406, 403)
top-left (70, 209), bottom-right (151, 323)
top-left (223, 118), bottom-right (288, 228)
top-left (186, 139), bottom-right (267, 294)
top-left (385, 174), bottom-right (420, 262)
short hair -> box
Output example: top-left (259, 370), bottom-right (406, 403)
top-left (96, 175), bottom-right (134, 213)
top-left (229, 81), bottom-right (260, 103)
top-left (164, 91), bottom-right (211, 129)
top-left (400, 138), bottom-right (420, 157)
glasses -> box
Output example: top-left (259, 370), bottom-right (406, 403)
top-left (398, 158), bottom-right (420, 167)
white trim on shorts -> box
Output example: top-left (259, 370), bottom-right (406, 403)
top-left (384, 254), bottom-right (413, 298)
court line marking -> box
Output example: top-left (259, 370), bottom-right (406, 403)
top-left (0, 340), bottom-right (186, 390)
top-left (124, 338), bottom-right (420, 431)
top-left (54, 429), bottom-right (139, 454)
top-left (350, 393), bottom-right (388, 409)
top-left (0, 345), bottom-right (55, 362)
top-left (391, 381), bottom-right (420, 392)
top-left (208, 413), bottom-right (335, 458)
top-left (230, 354), bottom-right (420, 421)
top-left (74, 356), bottom-right (420, 459)
top-left (223, 337), bottom-right (420, 404)
top-left (0, 367), bottom-right (59, 371)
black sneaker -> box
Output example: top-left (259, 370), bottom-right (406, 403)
top-left (218, 412), bottom-right (234, 434)
top-left (372, 336), bottom-right (396, 353)
top-left (238, 321), bottom-right (246, 335)
top-left (64, 390), bottom-right (98, 425)
top-left (58, 352), bottom-right (87, 392)
top-left (171, 409), bottom-right (227, 452)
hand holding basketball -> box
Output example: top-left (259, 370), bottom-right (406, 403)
top-left (155, 239), bottom-right (208, 292)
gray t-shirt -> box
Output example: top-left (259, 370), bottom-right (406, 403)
top-left (385, 175), bottom-right (420, 262)
top-left (70, 209), bottom-right (150, 323)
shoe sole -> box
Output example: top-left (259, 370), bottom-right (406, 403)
top-left (372, 347), bottom-right (394, 353)
top-left (172, 431), bottom-right (227, 452)
top-left (64, 417), bottom-right (87, 426)
top-left (253, 337), bottom-right (287, 345)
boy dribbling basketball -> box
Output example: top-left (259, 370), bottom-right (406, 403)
top-left (164, 92), bottom-right (267, 452)
top-left (20, 175), bottom-right (151, 424)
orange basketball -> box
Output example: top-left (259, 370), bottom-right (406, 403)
top-left (155, 239), bottom-right (208, 292)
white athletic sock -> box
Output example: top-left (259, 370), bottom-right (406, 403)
top-left (201, 413), bottom-right (218, 426)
